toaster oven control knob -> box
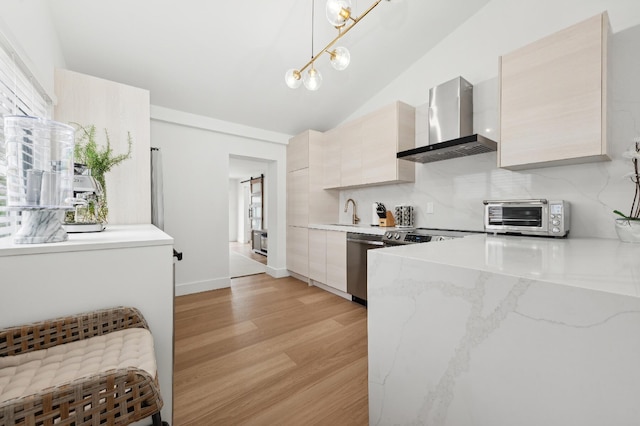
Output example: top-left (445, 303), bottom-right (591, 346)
top-left (552, 227), bottom-right (560, 233)
top-left (552, 219), bottom-right (560, 226)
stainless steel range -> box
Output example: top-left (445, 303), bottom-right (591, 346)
top-left (382, 228), bottom-right (480, 246)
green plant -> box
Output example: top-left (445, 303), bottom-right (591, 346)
top-left (614, 137), bottom-right (640, 221)
top-left (72, 123), bottom-right (133, 222)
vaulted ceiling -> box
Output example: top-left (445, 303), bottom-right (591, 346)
top-left (48, 0), bottom-right (490, 136)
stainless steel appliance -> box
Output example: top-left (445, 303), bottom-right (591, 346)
top-left (397, 76), bottom-right (497, 163)
top-left (346, 232), bottom-right (384, 306)
top-left (382, 228), bottom-right (477, 245)
top-left (62, 166), bottom-right (106, 233)
top-left (483, 199), bottom-right (570, 237)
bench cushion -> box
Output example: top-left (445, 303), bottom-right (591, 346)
top-left (0, 328), bottom-right (156, 404)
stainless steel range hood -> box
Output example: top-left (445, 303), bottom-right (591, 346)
top-left (397, 133), bottom-right (497, 163)
top-left (398, 76), bottom-right (497, 163)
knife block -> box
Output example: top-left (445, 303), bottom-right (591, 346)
top-left (379, 211), bottom-right (396, 227)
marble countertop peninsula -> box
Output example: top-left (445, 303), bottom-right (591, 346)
top-left (378, 233), bottom-right (640, 298)
top-left (368, 233), bottom-right (640, 426)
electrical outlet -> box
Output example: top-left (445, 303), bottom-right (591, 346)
top-left (426, 202), bottom-right (434, 214)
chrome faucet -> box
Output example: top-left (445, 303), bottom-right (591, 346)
top-left (344, 198), bottom-right (360, 225)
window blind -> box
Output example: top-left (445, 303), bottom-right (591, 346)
top-left (0, 35), bottom-right (52, 239)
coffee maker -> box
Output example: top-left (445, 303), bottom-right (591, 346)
top-left (62, 164), bottom-right (106, 233)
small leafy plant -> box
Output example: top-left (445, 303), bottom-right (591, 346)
top-left (73, 124), bottom-right (133, 222)
top-left (614, 137), bottom-right (640, 221)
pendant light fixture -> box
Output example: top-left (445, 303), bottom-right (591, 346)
top-left (285, 0), bottom-right (393, 90)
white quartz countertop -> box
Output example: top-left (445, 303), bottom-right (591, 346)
top-left (376, 233), bottom-right (640, 298)
top-left (309, 223), bottom-right (410, 235)
top-left (0, 224), bottom-right (173, 257)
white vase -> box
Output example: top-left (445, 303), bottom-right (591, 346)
top-left (615, 218), bottom-right (640, 243)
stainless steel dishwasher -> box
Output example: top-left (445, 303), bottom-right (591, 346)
top-left (346, 232), bottom-right (384, 306)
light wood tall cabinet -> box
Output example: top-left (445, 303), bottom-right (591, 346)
top-left (287, 225), bottom-right (309, 278)
top-left (54, 69), bottom-right (151, 224)
top-left (499, 12), bottom-right (610, 170)
top-left (324, 101), bottom-right (415, 189)
top-left (286, 130), bottom-right (338, 278)
top-left (339, 119), bottom-right (363, 188)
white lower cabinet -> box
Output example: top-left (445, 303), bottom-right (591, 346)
top-left (308, 230), bottom-right (347, 293)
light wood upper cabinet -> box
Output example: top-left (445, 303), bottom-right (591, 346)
top-left (362, 102), bottom-right (415, 185)
top-left (308, 131), bottom-right (339, 224)
top-left (324, 101), bottom-right (415, 189)
top-left (499, 12), bottom-right (610, 170)
top-left (339, 119), bottom-right (364, 188)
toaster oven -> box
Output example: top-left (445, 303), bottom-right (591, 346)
top-left (483, 199), bottom-right (570, 237)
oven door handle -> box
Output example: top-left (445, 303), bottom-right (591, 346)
top-left (346, 238), bottom-right (385, 246)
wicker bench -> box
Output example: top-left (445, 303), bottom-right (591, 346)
top-left (0, 307), bottom-right (167, 426)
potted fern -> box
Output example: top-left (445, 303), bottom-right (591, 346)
top-left (614, 137), bottom-right (640, 242)
top-left (71, 124), bottom-right (133, 224)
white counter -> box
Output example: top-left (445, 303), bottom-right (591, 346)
top-left (0, 224), bottom-right (175, 425)
top-left (368, 234), bottom-right (640, 426)
top-left (0, 224), bottom-right (173, 256)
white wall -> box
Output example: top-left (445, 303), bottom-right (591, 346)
top-left (151, 107), bottom-right (289, 296)
top-left (228, 178), bottom-right (239, 241)
top-left (337, 0), bottom-right (640, 239)
top-left (0, 0), bottom-right (65, 101)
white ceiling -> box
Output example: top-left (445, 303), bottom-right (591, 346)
top-left (47, 0), bottom-right (490, 136)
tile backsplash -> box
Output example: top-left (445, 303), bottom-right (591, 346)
top-left (338, 25), bottom-right (640, 240)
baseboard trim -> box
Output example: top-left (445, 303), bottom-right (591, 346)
top-left (309, 280), bottom-right (352, 301)
top-left (288, 271), bottom-right (309, 284)
top-left (266, 266), bottom-right (290, 279)
top-left (175, 277), bottom-right (230, 296)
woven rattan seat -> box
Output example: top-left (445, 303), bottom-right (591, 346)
top-left (0, 307), bottom-right (166, 426)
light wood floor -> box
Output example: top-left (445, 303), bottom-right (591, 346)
top-left (229, 241), bottom-right (268, 265)
top-left (174, 274), bottom-right (369, 425)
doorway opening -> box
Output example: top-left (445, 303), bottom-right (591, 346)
top-left (229, 156), bottom-right (270, 278)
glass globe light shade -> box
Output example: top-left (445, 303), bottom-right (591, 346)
top-left (326, 0), bottom-right (352, 27)
top-left (285, 69), bottom-right (302, 89)
top-left (330, 47), bottom-right (350, 71)
top-left (303, 67), bottom-right (323, 91)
